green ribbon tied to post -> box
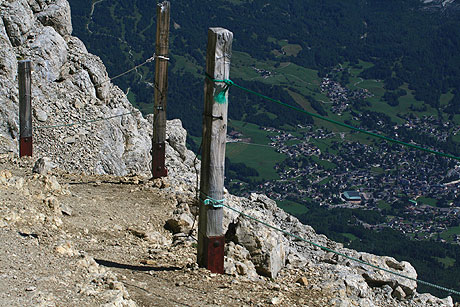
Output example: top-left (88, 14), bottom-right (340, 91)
top-left (205, 73), bottom-right (234, 104)
top-left (199, 191), bottom-right (225, 208)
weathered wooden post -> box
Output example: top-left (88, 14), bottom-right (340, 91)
top-left (18, 60), bottom-right (33, 157)
top-left (197, 28), bottom-right (233, 273)
top-left (152, 1), bottom-right (170, 178)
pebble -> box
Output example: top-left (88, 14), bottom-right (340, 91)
top-left (296, 277), bottom-right (309, 286)
top-left (25, 286), bottom-right (37, 292)
top-left (271, 297), bottom-right (281, 305)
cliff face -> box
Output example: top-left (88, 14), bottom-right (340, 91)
top-left (0, 1), bottom-right (456, 306)
top-left (0, 0), bottom-right (154, 176)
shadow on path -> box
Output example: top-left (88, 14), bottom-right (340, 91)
top-left (95, 259), bottom-right (181, 272)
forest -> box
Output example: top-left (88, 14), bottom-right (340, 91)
top-left (68, 0), bottom-right (460, 142)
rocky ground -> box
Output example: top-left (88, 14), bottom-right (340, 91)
top-left (1, 153), bottom-right (457, 307)
top-left (0, 153), bottom-right (336, 306)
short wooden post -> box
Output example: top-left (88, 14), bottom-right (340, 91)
top-left (18, 60), bottom-right (33, 157)
top-left (152, 1), bottom-right (170, 178)
top-left (197, 28), bottom-right (233, 273)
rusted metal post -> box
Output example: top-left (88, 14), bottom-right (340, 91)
top-left (197, 28), bottom-right (233, 273)
top-left (152, 1), bottom-right (170, 178)
top-left (18, 60), bottom-right (32, 157)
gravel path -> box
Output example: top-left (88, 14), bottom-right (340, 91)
top-left (0, 154), bottom-right (330, 306)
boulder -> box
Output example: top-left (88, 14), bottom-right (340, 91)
top-left (27, 26), bottom-right (68, 82)
top-left (165, 203), bottom-right (195, 234)
top-left (357, 253), bottom-right (417, 297)
top-left (227, 207), bottom-right (287, 278)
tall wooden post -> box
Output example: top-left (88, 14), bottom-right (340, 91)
top-left (197, 28), bottom-right (233, 273)
top-left (18, 60), bottom-right (33, 157)
top-left (152, 1), bottom-right (170, 178)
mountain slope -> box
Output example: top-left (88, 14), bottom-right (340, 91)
top-left (0, 1), bottom-right (457, 306)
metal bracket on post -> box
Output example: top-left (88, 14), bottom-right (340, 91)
top-left (203, 236), bottom-right (225, 274)
top-left (152, 142), bottom-right (168, 178)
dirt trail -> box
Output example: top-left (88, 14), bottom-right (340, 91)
top-left (0, 155), bottom-right (330, 306)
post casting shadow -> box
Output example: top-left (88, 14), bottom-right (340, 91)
top-left (95, 259), bottom-right (181, 272)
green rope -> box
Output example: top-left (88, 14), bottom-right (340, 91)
top-left (222, 203), bottom-right (460, 296)
top-left (206, 73), bottom-right (234, 104)
top-left (208, 76), bottom-right (460, 161)
top-left (35, 112), bottom-right (134, 129)
top-left (199, 191), bottom-right (225, 208)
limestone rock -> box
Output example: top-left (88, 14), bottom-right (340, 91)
top-left (166, 119), bottom-right (188, 161)
top-left (55, 241), bottom-right (79, 257)
top-left (36, 0), bottom-right (72, 37)
top-left (224, 241), bottom-right (258, 279)
top-left (358, 253), bottom-right (417, 297)
top-left (295, 276), bottom-right (309, 286)
top-left (227, 207), bottom-right (287, 278)
top-left (34, 108), bottom-right (48, 122)
top-left (33, 157), bottom-right (57, 174)
top-left (27, 26), bottom-right (68, 82)
top-left (392, 286), bottom-right (406, 301)
top-left (165, 203), bottom-right (195, 234)
top-left (0, 17), bottom-right (17, 79)
top-left (413, 293), bottom-right (454, 307)
top-left (0, 0), bottom-right (34, 46)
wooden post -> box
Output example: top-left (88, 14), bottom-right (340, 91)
top-left (197, 28), bottom-right (233, 273)
top-left (152, 1), bottom-right (170, 178)
top-left (18, 60), bottom-right (33, 157)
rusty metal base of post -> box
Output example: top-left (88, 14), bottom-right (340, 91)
top-left (19, 136), bottom-right (32, 157)
top-left (152, 142), bottom-right (168, 178)
top-left (201, 236), bottom-right (225, 274)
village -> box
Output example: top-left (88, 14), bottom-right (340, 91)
top-left (227, 120), bottom-right (460, 245)
top-left (320, 77), bottom-right (373, 114)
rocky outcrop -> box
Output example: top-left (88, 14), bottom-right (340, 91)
top-left (0, 0), bottom-right (152, 176)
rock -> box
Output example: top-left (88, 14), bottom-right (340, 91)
top-left (143, 230), bottom-right (171, 246)
top-left (60, 203), bottom-right (72, 216)
top-left (34, 108), bottom-right (48, 122)
top-left (0, 0), bottom-right (157, 177)
top-left (33, 157), bottom-right (57, 174)
top-left (63, 136), bottom-right (76, 144)
top-left (55, 242), bottom-right (79, 257)
top-left (271, 297), bottom-right (281, 305)
top-left (28, 26), bottom-right (68, 82)
top-left (166, 119), bottom-right (188, 160)
top-left (227, 207), bottom-right (287, 278)
top-left (25, 286), bottom-right (37, 292)
top-left (358, 253), bottom-right (417, 297)
top-left (44, 196), bottom-right (61, 215)
top-left (413, 293), bottom-right (454, 307)
top-left (296, 277), bottom-right (309, 286)
top-left (0, 0), bottom-right (34, 46)
top-left (0, 18), bottom-right (17, 79)
top-left (36, 0), bottom-right (72, 37)
top-left (392, 286), bottom-right (406, 300)
top-left (224, 242), bottom-right (258, 279)
top-left (0, 169), bottom-right (13, 183)
top-left (141, 259), bottom-right (155, 265)
top-left (43, 175), bottom-right (62, 192)
top-left (165, 203), bottom-right (195, 234)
